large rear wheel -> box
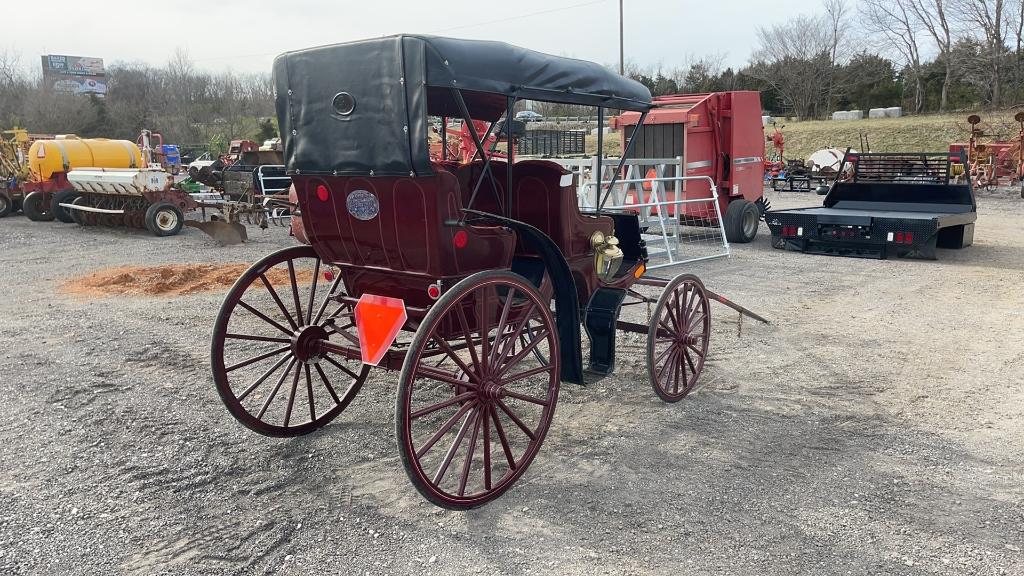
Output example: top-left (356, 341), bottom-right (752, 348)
top-left (211, 246), bottom-right (369, 437)
top-left (396, 270), bottom-right (560, 509)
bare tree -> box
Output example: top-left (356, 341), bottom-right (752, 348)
top-left (956, 0), bottom-right (1010, 106)
top-left (749, 10), bottom-right (845, 118)
top-left (908, 0), bottom-right (956, 111)
top-left (861, 0), bottom-right (926, 112)
top-left (824, 0), bottom-right (851, 111)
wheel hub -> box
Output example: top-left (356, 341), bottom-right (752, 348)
top-left (677, 332), bottom-right (701, 346)
top-left (292, 324), bottom-right (329, 364)
top-left (480, 379), bottom-right (505, 402)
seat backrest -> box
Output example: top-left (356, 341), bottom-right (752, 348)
top-left (291, 167), bottom-right (515, 282)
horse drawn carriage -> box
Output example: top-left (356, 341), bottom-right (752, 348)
top-left (211, 35), bottom-right (764, 508)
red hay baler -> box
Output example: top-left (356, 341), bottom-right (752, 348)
top-left (611, 91), bottom-right (768, 243)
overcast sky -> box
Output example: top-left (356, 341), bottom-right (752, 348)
top-left (13, 0), bottom-right (820, 75)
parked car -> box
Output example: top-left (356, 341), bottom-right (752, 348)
top-left (515, 110), bottom-right (544, 122)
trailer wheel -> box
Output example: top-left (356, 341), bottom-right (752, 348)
top-left (0, 192), bottom-right (11, 218)
top-left (145, 203), bottom-right (184, 237)
top-left (22, 191), bottom-right (54, 222)
top-left (724, 199), bottom-right (759, 243)
top-left (51, 189), bottom-right (80, 223)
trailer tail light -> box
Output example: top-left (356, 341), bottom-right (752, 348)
top-left (453, 230), bottom-right (468, 249)
top-left (324, 270), bottom-right (335, 282)
top-left (904, 232), bottom-right (913, 243)
top-left (314, 184), bottom-right (330, 202)
top-left (896, 231), bottom-right (904, 243)
top-left (354, 294), bottom-right (407, 366)
top-left (797, 226), bottom-right (803, 237)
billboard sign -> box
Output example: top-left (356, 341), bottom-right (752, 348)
top-left (41, 54), bottom-right (107, 96)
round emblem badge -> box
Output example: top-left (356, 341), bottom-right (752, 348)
top-left (346, 189), bottom-right (379, 221)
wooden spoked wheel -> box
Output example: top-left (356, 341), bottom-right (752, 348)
top-left (646, 274), bottom-right (711, 403)
top-left (396, 271), bottom-right (560, 509)
top-left (211, 246), bottom-right (369, 437)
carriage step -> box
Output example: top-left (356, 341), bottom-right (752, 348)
top-left (584, 287), bottom-right (626, 375)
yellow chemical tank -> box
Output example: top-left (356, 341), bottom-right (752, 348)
top-left (28, 136), bottom-right (144, 181)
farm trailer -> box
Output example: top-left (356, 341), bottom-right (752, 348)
top-left (610, 91), bottom-right (770, 243)
top-left (765, 151), bottom-right (976, 260)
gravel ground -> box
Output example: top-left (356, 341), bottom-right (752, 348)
top-left (0, 190), bottom-right (1022, 575)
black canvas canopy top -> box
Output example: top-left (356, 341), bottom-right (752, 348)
top-left (274, 34), bottom-right (653, 177)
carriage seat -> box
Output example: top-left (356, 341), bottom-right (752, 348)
top-left (451, 160), bottom-right (612, 259)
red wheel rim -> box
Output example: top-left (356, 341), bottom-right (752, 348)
top-left (397, 271), bottom-right (560, 509)
top-left (647, 275), bottom-right (710, 402)
top-left (212, 246), bottom-right (368, 437)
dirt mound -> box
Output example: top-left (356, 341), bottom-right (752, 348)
top-left (61, 264), bottom-right (305, 298)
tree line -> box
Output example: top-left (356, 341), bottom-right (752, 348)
top-left (555, 0), bottom-right (1024, 119)
top-left (0, 48), bottom-right (275, 152)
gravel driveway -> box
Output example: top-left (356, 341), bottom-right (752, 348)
top-left (0, 191), bottom-right (1021, 575)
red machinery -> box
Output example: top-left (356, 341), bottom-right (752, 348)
top-left (430, 120), bottom-right (509, 163)
top-left (611, 91), bottom-right (768, 243)
top-left (949, 113), bottom-right (1024, 189)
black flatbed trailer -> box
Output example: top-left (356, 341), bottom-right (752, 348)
top-left (765, 151), bottom-right (977, 259)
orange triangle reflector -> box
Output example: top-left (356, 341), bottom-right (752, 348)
top-left (354, 294), bottom-right (407, 366)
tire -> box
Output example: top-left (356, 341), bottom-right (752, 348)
top-left (51, 189), bottom-right (80, 223)
top-left (724, 199), bottom-right (759, 243)
top-left (70, 196), bottom-right (91, 226)
top-left (144, 202), bottom-right (184, 237)
top-left (396, 270), bottom-right (560, 509)
top-left (646, 274), bottom-right (711, 402)
top-left (0, 193), bottom-right (11, 218)
top-left (22, 191), bottom-right (54, 222)
top-left (211, 245), bottom-right (369, 437)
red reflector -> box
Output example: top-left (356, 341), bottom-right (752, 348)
top-left (905, 232), bottom-right (913, 243)
top-left (426, 283), bottom-right (441, 300)
top-left (354, 294), bottom-right (407, 366)
top-left (324, 270), bottom-right (334, 281)
top-left (315, 184), bottom-right (329, 202)
top-left (453, 230), bottom-right (468, 248)
top-left (896, 231), bottom-right (904, 243)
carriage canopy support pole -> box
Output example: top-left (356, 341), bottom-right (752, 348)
top-left (441, 115), bottom-right (448, 161)
top-left (635, 276), bottom-right (770, 324)
top-left (452, 88), bottom-right (502, 218)
top-left (598, 110), bottom-right (648, 212)
top-left (595, 107), bottom-right (603, 211)
top-left (506, 96), bottom-right (516, 218)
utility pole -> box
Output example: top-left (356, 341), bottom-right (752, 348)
top-left (619, 0), bottom-right (624, 75)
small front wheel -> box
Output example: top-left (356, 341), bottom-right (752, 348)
top-left (145, 202), bottom-right (184, 237)
top-left (396, 270), bottom-right (560, 509)
top-left (647, 274), bottom-right (711, 402)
